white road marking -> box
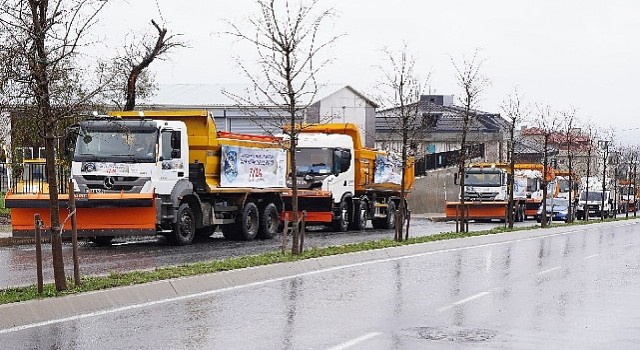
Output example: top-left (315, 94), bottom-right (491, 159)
top-left (326, 332), bottom-right (382, 350)
top-left (1, 221), bottom-right (637, 334)
top-left (582, 254), bottom-right (599, 260)
top-left (438, 291), bottom-right (492, 313)
top-left (537, 266), bottom-right (562, 276)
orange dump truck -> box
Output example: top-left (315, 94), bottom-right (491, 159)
top-left (5, 110), bottom-right (288, 245)
top-left (283, 123), bottom-right (414, 231)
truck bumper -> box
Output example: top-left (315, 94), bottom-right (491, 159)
top-left (5, 193), bottom-right (157, 238)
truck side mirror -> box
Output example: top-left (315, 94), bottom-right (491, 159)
top-left (171, 131), bottom-right (181, 149)
top-left (64, 126), bottom-right (79, 158)
top-left (339, 150), bottom-right (351, 172)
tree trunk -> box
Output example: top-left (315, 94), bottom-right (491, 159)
top-left (45, 126), bottom-right (66, 291)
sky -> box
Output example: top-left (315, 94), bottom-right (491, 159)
top-left (94, 0), bottom-right (640, 144)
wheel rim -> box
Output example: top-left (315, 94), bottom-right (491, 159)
top-left (180, 212), bottom-right (193, 238)
top-left (245, 208), bottom-right (259, 236)
top-left (342, 205), bottom-right (348, 229)
top-left (266, 208), bottom-right (278, 233)
top-left (359, 205), bottom-right (367, 227)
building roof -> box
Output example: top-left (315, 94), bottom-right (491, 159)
top-left (376, 100), bottom-right (508, 134)
top-left (138, 83), bottom-right (377, 109)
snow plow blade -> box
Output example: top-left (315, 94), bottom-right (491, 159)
top-left (282, 190), bottom-right (334, 223)
top-left (5, 193), bottom-right (157, 238)
top-left (445, 201), bottom-right (508, 220)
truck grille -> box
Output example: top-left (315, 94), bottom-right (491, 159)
top-left (77, 175), bottom-right (150, 193)
top-left (464, 191), bottom-right (499, 200)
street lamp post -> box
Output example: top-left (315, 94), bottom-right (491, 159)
top-left (598, 140), bottom-right (609, 220)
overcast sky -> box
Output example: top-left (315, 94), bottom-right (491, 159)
top-left (97, 0), bottom-right (639, 143)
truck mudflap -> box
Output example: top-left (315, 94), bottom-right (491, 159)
top-left (282, 190), bottom-right (334, 223)
top-left (5, 192), bottom-right (156, 238)
top-left (445, 201), bottom-right (508, 220)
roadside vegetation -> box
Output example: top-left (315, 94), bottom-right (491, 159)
top-left (0, 216), bottom-right (633, 306)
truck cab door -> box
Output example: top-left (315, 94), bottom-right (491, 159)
top-left (156, 129), bottom-right (186, 194)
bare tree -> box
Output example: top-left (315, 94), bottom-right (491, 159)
top-left (226, 0), bottom-right (340, 254)
top-left (103, 19), bottom-right (184, 111)
top-left (580, 122), bottom-right (599, 222)
top-left (500, 88), bottom-right (528, 228)
top-left (375, 44), bottom-right (428, 241)
top-left (559, 109), bottom-right (578, 222)
top-left (0, 0), bottom-right (111, 291)
top-left (451, 50), bottom-right (489, 232)
top-left (534, 104), bottom-right (562, 228)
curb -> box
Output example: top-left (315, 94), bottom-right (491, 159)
top-left (0, 236), bottom-right (50, 247)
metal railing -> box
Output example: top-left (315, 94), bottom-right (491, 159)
top-left (0, 162), bottom-right (71, 195)
top-left (414, 144), bottom-right (485, 175)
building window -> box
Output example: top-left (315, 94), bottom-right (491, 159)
top-left (15, 147), bottom-right (33, 161)
top-left (38, 147), bottom-right (46, 159)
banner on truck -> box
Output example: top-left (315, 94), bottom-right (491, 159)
top-left (374, 154), bottom-right (402, 185)
top-left (221, 145), bottom-right (286, 188)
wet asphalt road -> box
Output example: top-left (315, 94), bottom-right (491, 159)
top-left (0, 218), bottom-right (532, 289)
top-left (1, 220), bottom-right (638, 349)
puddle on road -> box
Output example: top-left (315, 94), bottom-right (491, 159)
top-left (399, 326), bottom-right (497, 343)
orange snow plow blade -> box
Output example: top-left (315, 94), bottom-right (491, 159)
top-left (282, 190), bottom-right (334, 224)
top-left (5, 192), bottom-right (157, 238)
top-left (445, 201), bottom-right (508, 220)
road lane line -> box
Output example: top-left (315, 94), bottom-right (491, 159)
top-left (582, 254), bottom-right (599, 260)
top-left (326, 332), bottom-right (382, 350)
top-left (2, 220), bottom-right (637, 334)
top-left (537, 266), bottom-right (561, 276)
top-left (438, 291), bottom-right (491, 313)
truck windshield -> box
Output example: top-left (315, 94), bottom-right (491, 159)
top-left (580, 192), bottom-right (603, 201)
top-left (296, 148), bottom-right (334, 175)
top-left (558, 179), bottom-right (570, 192)
top-left (74, 128), bottom-right (158, 163)
top-left (465, 172), bottom-right (502, 186)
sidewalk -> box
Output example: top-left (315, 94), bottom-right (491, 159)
top-left (0, 224), bottom-right (10, 238)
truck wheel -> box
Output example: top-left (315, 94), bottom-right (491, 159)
top-left (514, 205), bottom-right (522, 222)
top-left (349, 200), bottom-right (367, 230)
top-left (373, 200), bottom-right (397, 230)
top-left (386, 200), bottom-right (397, 229)
top-left (258, 203), bottom-right (280, 239)
top-left (239, 202), bottom-right (260, 240)
top-left (170, 203), bottom-right (195, 246)
top-left (333, 199), bottom-right (349, 232)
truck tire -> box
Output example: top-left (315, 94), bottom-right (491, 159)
top-left (239, 202), bottom-right (260, 240)
top-left (349, 200), bottom-right (367, 230)
top-left (333, 199), bottom-right (349, 232)
top-left (169, 203), bottom-right (195, 246)
top-left (258, 203), bottom-right (280, 239)
top-left (372, 200), bottom-right (396, 229)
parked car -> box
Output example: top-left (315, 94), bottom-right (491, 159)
top-left (536, 198), bottom-right (574, 223)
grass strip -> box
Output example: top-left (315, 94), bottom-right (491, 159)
top-left (0, 216), bottom-right (632, 305)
